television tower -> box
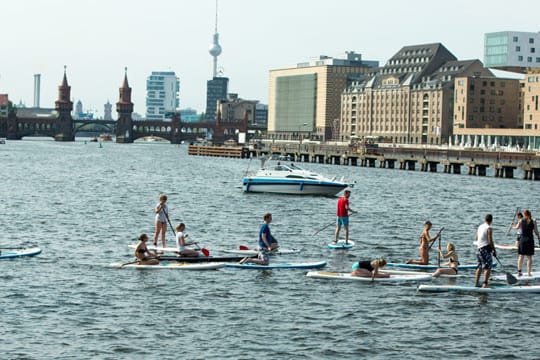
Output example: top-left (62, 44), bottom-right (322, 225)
top-left (208, 0), bottom-right (222, 78)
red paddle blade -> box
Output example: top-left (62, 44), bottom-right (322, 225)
top-left (239, 245), bottom-right (249, 250)
top-left (201, 248), bottom-right (210, 257)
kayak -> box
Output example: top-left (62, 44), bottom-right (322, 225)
top-left (327, 240), bottom-right (354, 250)
top-left (492, 271), bottom-right (540, 282)
top-left (222, 247), bottom-right (301, 255)
top-left (495, 243), bottom-right (540, 251)
top-left (110, 261), bottom-right (225, 270)
top-left (225, 260), bottom-right (327, 270)
top-left (417, 284), bottom-right (540, 293)
top-left (386, 262), bottom-right (493, 270)
top-left (306, 271), bottom-right (432, 282)
top-left (0, 247), bottom-right (42, 259)
top-left (157, 255), bottom-right (252, 263)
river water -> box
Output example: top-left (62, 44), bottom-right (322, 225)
top-left (1, 138), bottom-right (540, 359)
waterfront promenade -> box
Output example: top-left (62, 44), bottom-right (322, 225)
top-left (189, 143), bottom-right (540, 180)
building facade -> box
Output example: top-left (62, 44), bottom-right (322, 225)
top-left (217, 93), bottom-right (257, 125)
top-left (268, 51), bottom-right (378, 142)
top-left (484, 31), bottom-right (540, 72)
top-left (0, 94), bottom-right (8, 118)
top-left (145, 71), bottom-right (180, 121)
top-left (521, 68), bottom-right (540, 131)
top-left (205, 77), bottom-right (229, 122)
top-left (453, 76), bottom-right (520, 131)
top-left (340, 43), bottom-right (493, 145)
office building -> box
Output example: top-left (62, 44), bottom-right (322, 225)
top-left (0, 94), bottom-right (8, 118)
top-left (268, 51), bottom-right (378, 142)
top-left (340, 43), bottom-right (493, 145)
top-left (145, 71), bottom-right (180, 121)
top-left (205, 77), bottom-right (228, 122)
top-left (484, 31), bottom-right (540, 72)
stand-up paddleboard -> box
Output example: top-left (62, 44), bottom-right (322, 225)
top-left (327, 240), bottom-right (354, 250)
top-left (128, 244), bottom-right (186, 253)
top-left (225, 260), bottom-right (327, 270)
top-left (306, 271), bottom-right (432, 282)
top-left (495, 243), bottom-right (540, 251)
top-left (492, 271), bottom-right (540, 282)
top-left (386, 262), bottom-right (493, 270)
top-left (0, 247), bottom-right (42, 259)
top-left (110, 262), bottom-right (225, 270)
top-left (158, 255), bottom-right (251, 263)
top-left (222, 247), bottom-right (301, 255)
top-left (417, 284), bottom-right (540, 293)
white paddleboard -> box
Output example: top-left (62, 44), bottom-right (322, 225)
top-left (417, 284), bottom-right (540, 293)
top-left (387, 262), bottom-right (486, 270)
top-left (0, 247), bottom-right (42, 259)
top-left (110, 261), bottom-right (225, 270)
top-left (222, 247), bottom-right (301, 255)
top-left (492, 271), bottom-right (540, 282)
top-left (306, 271), bottom-right (432, 282)
top-left (327, 240), bottom-right (355, 250)
top-left (495, 243), bottom-right (540, 251)
top-left (225, 260), bottom-right (327, 270)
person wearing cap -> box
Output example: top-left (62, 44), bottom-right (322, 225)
top-left (406, 221), bottom-right (440, 265)
top-left (333, 189), bottom-right (357, 245)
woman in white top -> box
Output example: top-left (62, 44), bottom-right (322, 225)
top-left (152, 194), bottom-right (168, 248)
top-left (175, 223), bottom-right (199, 257)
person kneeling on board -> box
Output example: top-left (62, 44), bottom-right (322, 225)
top-left (432, 242), bottom-right (459, 277)
top-left (134, 233), bottom-right (159, 265)
top-left (351, 258), bottom-right (389, 280)
top-left (239, 213), bottom-right (273, 265)
top-left (175, 223), bottom-right (199, 257)
top-left (406, 221), bottom-right (440, 265)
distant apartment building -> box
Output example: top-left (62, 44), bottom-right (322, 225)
top-left (254, 103), bottom-right (268, 128)
top-left (340, 43), bottom-right (493, 145)
top-left (180, 108), bottom-right (200, 122)
top-left (205, 77), bottom-right (229, 122)
top-left (453, 76), bottom-right (520, 131)
top-left (145, 71), bottom-right (180, 121)
top-left (485, 31), bottom-right (540, 72)
top-left (268, 51), bottom-right (378, 142)
top-left (0, 94), bottom-right (8, 117)
top-left (521, 68), bottom-right (540, 131)
top-left (217, 93), bottom-right (257, 125)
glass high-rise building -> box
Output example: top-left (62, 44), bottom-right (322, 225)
top-left (145, 71), bottom-right (180, 120)
top-left (205, 77), bottom-right (228, 122)
top-left (484, 31), bottom-right (540, 72)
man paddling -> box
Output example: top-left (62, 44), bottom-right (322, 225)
top-left (333, 189), bottom-right (357, 245)
top-left (474, 214), bottom-right (496, 288)
top-left (239, 213), bottom-right (274, 265)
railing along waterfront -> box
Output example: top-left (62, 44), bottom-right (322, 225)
top-left (188, 143), bottom-right (540, 180)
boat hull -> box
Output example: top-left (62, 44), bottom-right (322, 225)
top-left (242, 178), bottom-right (347, 196)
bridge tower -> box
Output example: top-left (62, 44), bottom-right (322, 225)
top-left (54, 66), bottom-right (74, 141)
top-left (116, 68), bottom-right (134, 143)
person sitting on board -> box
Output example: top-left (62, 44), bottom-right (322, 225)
top-left (175, 223), bottom-right (199, 257)
top-left (432, 242), bottom-right (459, 277)
top-left (474, 214), bottom-right (496, 288)
top-left (351, 258), bottom-right (389, 280)
top-left (406, 221), bottom-right (440, 265)
top-left (239, 213), bottom-right (273, 265)
top-left (134, 233), bottom-right (159, 265)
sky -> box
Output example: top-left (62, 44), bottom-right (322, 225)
top-left (1, 0), bottom-right (539, 118)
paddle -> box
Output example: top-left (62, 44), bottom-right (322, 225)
top-left (505, 207), bottom-right (521, 236)
top-left (494, 255), bottom-right (518, 285)
top-left (120, 259), bottom-right (139, 267)
top-left (313, 212), bottom-right (358, 236)
top-left (437, 230), bottom-right (442, 267)
top-left (163, 210), bottom-right (210, 256)
top-left (428, 227), bottom-right (445, 250)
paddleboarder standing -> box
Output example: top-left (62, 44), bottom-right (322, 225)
top-left (474, 214), bottom-right (496, 288)
top-left (333, 189), bottom-right (357, 245)
top-left (152, 194), bottom-right (168, 248)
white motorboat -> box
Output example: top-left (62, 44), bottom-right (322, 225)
top-left (242, 157), bottom-right (352, 196)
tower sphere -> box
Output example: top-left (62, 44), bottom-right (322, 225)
top-left (209, 43), bottom-right (222, 57)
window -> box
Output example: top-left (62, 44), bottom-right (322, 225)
top-left (528, 57), bottom-right (533, 62)
top-left (530, 38), bottom-right (535, 44)
top-left (513, 36), bottom-right (518, 42)
top-left (518, 56), bottom-right (524, 61)
top-left (516, 46), bottom-right (521, 51)
top-left (532, 48), bottom-right (536, 53)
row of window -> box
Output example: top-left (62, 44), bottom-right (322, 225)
top-left (515, 46), bottom-right (536, 53)
top-left (517, 56), bottom-right (540, 62)
top-left (513, 36), bottom-right (535, 44)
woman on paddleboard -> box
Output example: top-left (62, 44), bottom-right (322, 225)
top-left (432, 242), bottom-right (459, 277)
top-left (406, 221), bottom-right (440, 265)
top-left (351, 258), bottom-right (389, 280)
top-left (515, 209), bottom-right (540, 277)
top-left (152, 194), bottom-right (168, 248)
top-left (175, 223), bottom-right (199, 257)
top-left (134, 234), bottom-right (159, 265)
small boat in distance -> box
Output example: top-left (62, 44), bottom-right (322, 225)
top-left (242, 156), bottom-right (352, 196)
top-left (99, 133), bottom-right (113, 141)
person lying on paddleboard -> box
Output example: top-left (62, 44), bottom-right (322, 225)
top-left (351, 258), bottom-right (389, 280)
top-left (134, 233), bottom-right (159, 265)
top-left (406, 221), bottom-right (440, 265)
top-left (175, 223), bottom-right (199, 257)
top-left (239, 213), bottom-right (274, 265)
top-left (432, 242), bottom-right (459, 277)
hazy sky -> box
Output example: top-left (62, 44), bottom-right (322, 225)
top-left (1, 0), bottom-right (539, 117)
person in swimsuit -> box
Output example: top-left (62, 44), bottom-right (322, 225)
top-left (515, 209), bottom-right (540, 277)
top-left (152, 194), bottom-right (169, 248)
top-left (134, 233), bottom-right (159, 265)
top-left (432, 242), bottom-right (459, 277)
top-left (406, 221), bottom-right (440, 265)
top-left (175, 223), bottom-right (199, 257)
top-left (351, 258), bottom-right (390, 279)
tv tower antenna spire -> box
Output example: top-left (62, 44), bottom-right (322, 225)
top-left (208, 0), bottom-right (222, 78)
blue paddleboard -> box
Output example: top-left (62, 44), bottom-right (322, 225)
top-left (327, 240), bottom-right (354, 250)
top-left (0, 247), bottom-right (42, 259)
